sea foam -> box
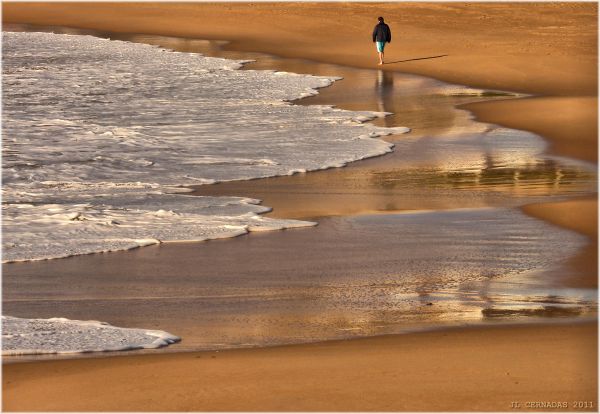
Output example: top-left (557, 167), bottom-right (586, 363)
top-left (2, 316), bottom-right (180, 355)
top-left (2, 32), bottom-right (410, 262)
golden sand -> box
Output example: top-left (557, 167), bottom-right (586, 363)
top-left (3, 322), bottom-right (597, 412)
top-left (2, 3), bottom-right (597, 411)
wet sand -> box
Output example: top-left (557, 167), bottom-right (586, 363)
top-left (2, 3), bottom-right (598, 411)
top-left (2, 30), bottom-right (596, 353)
top-left (4, 322), bottom-right (597, 412)
top-left (463, 97), bottom-right (598, 164)
top-left (5, 208), bottom-right (595, 357)
top-left (522, 196), bottom-right (598, 289)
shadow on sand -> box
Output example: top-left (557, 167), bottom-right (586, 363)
top-left (385, 54), bottom-right (448, 64)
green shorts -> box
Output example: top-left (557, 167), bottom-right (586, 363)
top-left (376, 41), bottom-right (386, 52)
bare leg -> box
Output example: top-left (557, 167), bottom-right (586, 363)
top-left (378, 51), bottom-right (384, 65)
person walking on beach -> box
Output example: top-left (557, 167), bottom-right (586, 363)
top-left (372, 16), bottom-right (392, 65)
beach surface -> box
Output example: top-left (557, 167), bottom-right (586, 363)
top-left (3, 322), bottom-right (597, 411)
top-left (3, 1), bottom-right (597, 238)
top-left (3, 3), bottom-right (597, 158)
top-left (2, 3), bottom-right (598, 411)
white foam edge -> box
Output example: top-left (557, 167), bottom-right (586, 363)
top-left (3, 32), bottom-right (411, 263)
top-left (1, 316), bottom-right (181, 356)
top-left (1, 213), bottom-right (317, 264)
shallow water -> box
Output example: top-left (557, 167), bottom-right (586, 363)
top-left (3, 208), bottom-right (595, 356)
top-left (190, 39), bottom-right (596, 219)
top-left (3, 31), bottom-right (411, 263)
top-left (2, 26), bottom-right (597, 358)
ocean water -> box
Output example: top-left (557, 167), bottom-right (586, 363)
top-left (2, 31), bottom-right (410, 262)
top-left (2, 316), bottom-right (179, 355)
top-left (4, 31), bottom-right (595, 357)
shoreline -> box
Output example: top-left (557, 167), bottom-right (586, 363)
top-left (2, 6), bottom-right (597, 409)
top-left (4, 313), bottom-right (597, 365)
top-left (1, 26), bottom-right (596, 356)
top-left (2, 22), bottom-right (597, 347)
top-left (3, 3), bottom-right (597, 171)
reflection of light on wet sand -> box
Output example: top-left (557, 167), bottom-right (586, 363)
top-left (375, 70), bottom-right (394, 125)
top-left (2, 28), bottom-right (597, 358)
top-left (4, 207), bottom-right (594, 354)
top-left (370, 159), bottom-right (595, 196)
top-left (191, 48), bottom-right (596, 219)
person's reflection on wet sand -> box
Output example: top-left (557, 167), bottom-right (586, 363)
top-left (375, 70), bottom-right (395, 127)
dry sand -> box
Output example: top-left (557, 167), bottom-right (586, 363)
top-left (3, 2), bottom-right (597, 95)
top-left (2, 3), bottom-right (597, 411)
top-left (3, 322), bottom-right (597, 412)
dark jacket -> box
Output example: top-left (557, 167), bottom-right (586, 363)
top-left (372, 22), bottom-right (391, 43)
